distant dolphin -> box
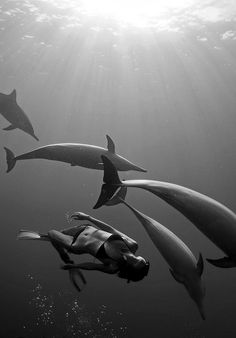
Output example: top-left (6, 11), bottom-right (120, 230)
top-left (106, 187), bottom-right (205, 320)
top-left (0, 89), bottom-right (38, 140)
top-left (94, 156), bottom-right (236, 269)
top-left (4, 135), bottom-right (147, 173)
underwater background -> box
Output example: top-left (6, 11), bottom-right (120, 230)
top-left (0, 0), bottom-right (236, 337)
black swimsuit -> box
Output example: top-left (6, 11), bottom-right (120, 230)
top-left (96, 234), bottom-right (131, 262)
top-left (69, 226), bottom-right (131, 264)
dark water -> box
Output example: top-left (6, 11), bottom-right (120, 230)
top-left (0, 1), bottom-right (236, 337)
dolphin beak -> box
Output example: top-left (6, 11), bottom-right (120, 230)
top-left (138, 168), bottom-right (147, 173)
top-left (33, 134), bottom-right (39, 141)
top-left (134, 166), bottom-right (147, 173)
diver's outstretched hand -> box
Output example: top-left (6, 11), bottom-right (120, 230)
top-left (70, 212), bottom-right (90, 221)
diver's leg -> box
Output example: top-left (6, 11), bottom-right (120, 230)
top-left (48, 230), bottom-right (73, 264)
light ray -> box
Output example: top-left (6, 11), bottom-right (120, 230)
top-left (43, 0), bottom-right (195, 26)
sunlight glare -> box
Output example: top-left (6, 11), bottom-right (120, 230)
top-left (69, 0), bottom-right (194, 26)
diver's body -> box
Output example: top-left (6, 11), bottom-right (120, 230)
top-left (19, 212), bottom-right (149, 282)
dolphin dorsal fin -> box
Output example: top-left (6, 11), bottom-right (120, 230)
top-left (106, 135), bottom-right (115, 153)
top-left (197, 253), bottom-right (204, 276)
top-left (9, 89), bottom-right (16, 101)
top-left (169, 269), bottom-right (184, 284)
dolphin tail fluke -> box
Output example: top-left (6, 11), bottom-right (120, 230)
top-left (101, 155), bottom-right (122, 185)
top-left (17, 230), bottom-right (49, 241)
top-left (93, 155), bottom-right (122, 209)
top-left (105, 187), bottom-right (127, 206)
top-left (206, 256), bottom-right (236, 268)
top-left (4, 147), bottom-right (16, 173)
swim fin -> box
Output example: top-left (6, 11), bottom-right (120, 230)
top-left (68, 268), bottom-right (87, 293)
top-left (17, 230), bottom-right (49, 241)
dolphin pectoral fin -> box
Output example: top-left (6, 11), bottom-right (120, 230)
top-left (169, 269), bottom-right (184, 284)
top-left (106, 135), bottom-right (115, 153)
top-left (197, 253), bottom-right (204, 276)
top-left (106, 187), bottom-right (127, 206)
top-left (3, 124), bottom-right (16, 131)
top-left (206, 257), bottom-right (236, 268)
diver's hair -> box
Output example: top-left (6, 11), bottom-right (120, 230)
top-left (117, 261), bottom-right (150, 283)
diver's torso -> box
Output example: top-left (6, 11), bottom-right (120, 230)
top-left (70, 225), bottom-right (113, 256)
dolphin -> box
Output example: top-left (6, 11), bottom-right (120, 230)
top-left (4, 135), bottom-right (147, 173)
top-left (94, 155), bottom-right (236, 269)
top-left (106, 187), bottom-right (206, 320)
top-left (0, 89), bottom-right (38, 140)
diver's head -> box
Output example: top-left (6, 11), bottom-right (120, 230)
top-left (118, 255), bottom-right (150, 282)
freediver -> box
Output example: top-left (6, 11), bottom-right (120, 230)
top-left (18, 212), bottom-right (150, 284)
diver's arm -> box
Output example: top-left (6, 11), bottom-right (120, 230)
top-left (60, 225), bottom-right (86, 237)
top-left (71, 212), bottom-right (138, 252)
top-left (62, 262), bottom-right (119, 274)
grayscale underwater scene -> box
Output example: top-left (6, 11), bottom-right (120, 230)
top-left (0, 0), bottom-right (236, 337)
